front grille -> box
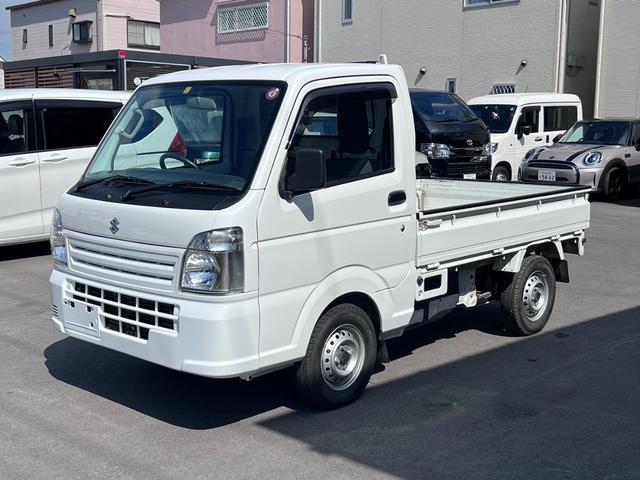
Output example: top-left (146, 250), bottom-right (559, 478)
top-left (522, 161), bottom-right (579, 184)
top-left (71, 282), bottom-right (178, 340)
top-left (448, 162), bottom-right (489, 174)
top-left (67, 235), bottom-right (180, 291)
top-left (450, 146), bottom-right (484, 162)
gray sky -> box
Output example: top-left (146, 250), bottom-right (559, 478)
top-left (0, 0), bottom-right (12, 60)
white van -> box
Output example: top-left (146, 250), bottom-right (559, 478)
top-left (0, 89), bottom-right (130, 246)
top-left (468, 93), bottom-right (582, 181)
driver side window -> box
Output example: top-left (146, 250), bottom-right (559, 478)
top-left (517, 106), bottom-right (540, 133)
top-left (287, 84), bottom-right (394, 187)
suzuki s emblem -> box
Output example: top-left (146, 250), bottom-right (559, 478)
top-left (466, 139), bottom-right (473, 146)
top-left (109, 217), bottom-right (120, 234)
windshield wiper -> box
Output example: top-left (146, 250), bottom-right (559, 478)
top-left (74, 175), bottom-right (155, 193)
top-left (121, 180), bottom-right (239, 201)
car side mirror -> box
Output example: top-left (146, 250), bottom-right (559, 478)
top-left (553, 134), bottom-right (563, 143)
top-left (284, 148), bottom-right (326, 199)
top-left (635, 141), bottom-right (640, 151)
top-left (518, 125), bottom-right (532, 139)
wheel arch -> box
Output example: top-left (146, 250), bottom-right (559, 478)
top-left (597, 158), bottom-right (627, 191)
top-left (493, 161), bottom-right (512, 180)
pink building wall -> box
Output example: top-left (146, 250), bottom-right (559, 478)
top-left (160, 0), bottom-right (314, 63)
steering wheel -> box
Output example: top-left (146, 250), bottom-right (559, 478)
top-left (159, 152), bottom-right (200, 170)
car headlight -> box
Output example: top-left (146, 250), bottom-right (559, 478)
top-left (583, 151), bottom-right (603, 166)
top-left (181, 227), bottom-right (244, 294)
top-left (50, 208), bottom-right (67, 267)
top-left (483, 143), bottom-right (496, 156)
top-left (420, 143), bottom-right (450, 160)
top-left (524, 148), bottom-right (537, 161)
top-left (490, 142), bottom-right (498, 154)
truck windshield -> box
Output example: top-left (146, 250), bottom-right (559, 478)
top-left (469, 104), bottom-right (516, 134)
top-left (82, 81), bottom-right (286, 195)
top-left (559, 121), bottom-right (631, 146)
top-left (410, 92), bottom-right (477, 123)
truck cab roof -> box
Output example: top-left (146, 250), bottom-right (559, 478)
top-left (0, 88), bottom-right (131, 102)
top-left (142, 63), bottom-right (406, 88)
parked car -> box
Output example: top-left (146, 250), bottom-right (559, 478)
top-left (0, 89), bottom-right (131, 246)
top-left (410, 89), bottom-right (491, 179)
top-left (50, 64), bottom-right (590, 409)
top-left (520, 118), bottom-right (640, 201)
top-left (468, 93), bottom-right (582, 181)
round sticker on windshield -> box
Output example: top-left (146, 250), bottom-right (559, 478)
top-left (265, 87), bottom-right (281, 101)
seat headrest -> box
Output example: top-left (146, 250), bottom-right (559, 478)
top-left (8, 114), bottom-right (23, 136)
top-left (338, 94), bottom-right (370, 154)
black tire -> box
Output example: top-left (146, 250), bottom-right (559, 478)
top-left (499, 255), bottom-right (556, 336)
top-left (492, 165), bottom-right (510, 182)
top-left (295, 303), bottom-right (377, 409)
top-left (602, 167), bottom-right (626, 202)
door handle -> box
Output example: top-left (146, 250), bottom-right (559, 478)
top-left (625, 153), bottom-right (631, 158)
top-left (41, 154), bottom-right (68, 162)
top-left (388, 190), bottom-right (407, 206)
top-left (534, 137), bottom-right (543, 142)
top-left (9, 157), bottom-right (36, 167)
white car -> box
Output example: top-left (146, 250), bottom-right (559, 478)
top-left (50, 64), bottom-right (590, 408)
top-left (0, 89), bottom-right (130, 246)
top-left (468, 93), bottom-right (582, 181)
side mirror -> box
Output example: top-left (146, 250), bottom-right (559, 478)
top-left (518, 125), bottom-right (532, 139)
top-left (635, 141), bottom-right (640, 151)
top-left (553, 134), bottom-right (563, 143)
top-left (284, 148), bottom-right (326, 199)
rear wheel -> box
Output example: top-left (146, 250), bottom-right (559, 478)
top-left (492, 165), bottom-right (510, 182)
top-left (500, 255), bottom-right (556, 336)
top-left (602, 167), bottom-right (626, 202)
top-left (295, 303), bottom-right (376, 409)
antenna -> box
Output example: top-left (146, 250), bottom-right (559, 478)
top-left (378, 54), bottom-right (388, 64)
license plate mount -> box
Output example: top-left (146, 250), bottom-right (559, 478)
top-left (63, 300), bottom-right (100, 338)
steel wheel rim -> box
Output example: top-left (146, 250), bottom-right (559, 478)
top-left (495, 171), bottom-right (509, 182)
top-left (522, 270), bottom-right (549, 321)
top-left (321, 324), bottom-right (366, 391)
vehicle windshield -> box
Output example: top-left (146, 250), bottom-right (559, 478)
top-left (469, 104), bottom-right (517, 134)
top-left (559, 121), bottom-right (631, 146)
top-left (83, 81), bottom-right (286, 193)
top-left (410, 91), bottom-right (478, 123)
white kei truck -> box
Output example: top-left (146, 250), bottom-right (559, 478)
top-left (50, 64), bottom-right (591, 408)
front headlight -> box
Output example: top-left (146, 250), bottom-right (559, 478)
top-left (583, 151), bottom-right (603, 166)
top-left (483, 143), bottom-right (495, 156)
top-left (524, 148), bottom-right (537, 162)
top-left (50, 208), bottom-right (67, 267)
top-left (181, 227), bottom-right (244, 294)
top-left (420, 143), bottom-right (450, 160)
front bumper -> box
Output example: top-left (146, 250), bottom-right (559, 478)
top-left (521, 161), bottom-right (600, 190)
top-left (50, 269), bottom-right (260, 378)
top-left (431, 157), bottom-right (491, 179)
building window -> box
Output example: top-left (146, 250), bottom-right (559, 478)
top-left (127, 20), bottom-right (160, 49)
top-left (72, 21), bottom-right (93, 43)
top-left (464, 0), bottom-right (515, 6)
top-left (342, 0), bottom-right (353, 23)
top-left (22, 29), bottom-right (27, 44)
top-left (48, 25), bottom-right (53, 47)
top-left (217, 3), bottom-right (269, 33)
top-left (446, 78), bottom-right (456, 94)
top-left (492, 83), bottom-right (515, 94)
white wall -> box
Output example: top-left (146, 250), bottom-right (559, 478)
top-left (596, 0), bottom-right (640, 118)
top-left (319, 0), bottom-right (563, 101)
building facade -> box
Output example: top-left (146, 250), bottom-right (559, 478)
top-left (317, 0), bottom-right (601, 118)
top-left (9, 0), bottom-right (161, 61)
top-left (160, 0), bottom-right (315, 63)
top-left (594, 0), bottom-right (640, 117)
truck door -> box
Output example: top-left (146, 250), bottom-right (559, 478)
top-left (0, 101), bottom-right (42, 241)
top-left (515, 105), bottom-right (542, 163)
top-left (256, 80), bottom-right (414, 363)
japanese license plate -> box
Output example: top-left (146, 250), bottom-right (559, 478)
top-left (463, 173), bottom-right (477, 180)
top-left (538, 170), bottom-right (556, 182)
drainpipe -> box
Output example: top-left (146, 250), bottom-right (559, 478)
top-left (315, 0), bottom-right (321, 62)
top-left (593, 0), bottom-right (606, 118)
top-left (285, 0), bottom-right (290, 62)
top-left (555, 0), bottom-right (569, 93)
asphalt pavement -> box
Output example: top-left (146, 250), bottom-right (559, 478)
top-left (1, 197), bottom-right (639, 480)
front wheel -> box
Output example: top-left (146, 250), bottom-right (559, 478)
top-left (295, 304), bottom-right (377, 409)
top-left (602, 167), bottom-right (626, 202)
top-left (499, 255), bottom-right (556, 336)
top-left (492, 165), bottom-right (510, 182)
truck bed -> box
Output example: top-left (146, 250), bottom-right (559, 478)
top-left (416, 179), bottom-right (591, 268)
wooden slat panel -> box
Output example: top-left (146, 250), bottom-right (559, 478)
top-left (5, 68), bottom-right (37, 88)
